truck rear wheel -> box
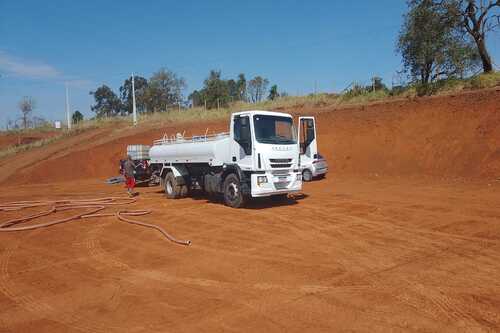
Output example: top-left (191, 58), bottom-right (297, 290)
top-left (179, 184), bottom-right (189, 197)
top-left (164, 172), bottom-right (182, 199)
top-left (223, 173), bottom-right (246, 208)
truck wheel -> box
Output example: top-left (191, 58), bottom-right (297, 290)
top-left (164, 172), bottom-right (181, 199)
top-left (179, 184), bottom-right (189, 197)
top-left (302, 169), bottom-right (313, 182)
top-left (223, 173), bottom-right (246, 208)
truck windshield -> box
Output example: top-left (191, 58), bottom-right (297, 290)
top-left (253, 115), bottom-right (296, 144)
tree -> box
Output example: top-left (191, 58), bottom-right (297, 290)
top-left (90, 85), bottom-right (122, 117)
top-left (188, 72), bottom-right (249, 109)
top-left (119, 75), bottom-right (148, 115)
top-left (370, 77), bottom-right (388, 91)
top-left (236, 73), bottom-right (247, 101)
top-left (397, 0), bottom-right (480, 85)
top-left (201, 70), bottom-right (230, 109)
top-left (268, 84), bottom-right (280, 100)
top-left (144, 68), bottom-right (186, 112)
top-left (247, 76), bottom-right (269, 103)
top-left (440, 0), bottom-right (499, 72)
top-left (18, 96), bottom-right (35, 129)
top-left (72, 110), bottom-right (84, 124)
top-left (188, 89), bottom-right (205, 108)
top-left (227, 79), bottom-right (239, 102)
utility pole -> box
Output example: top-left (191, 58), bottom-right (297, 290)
top-left (65, 83), bottom-right (71, 130)
top-left (132, 73), bottom-right (137, 126)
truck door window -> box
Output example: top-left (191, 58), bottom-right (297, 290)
top-left (234, 116), bottom-right (252, 155)
top-left (300, 119), bottom-right (315, 154)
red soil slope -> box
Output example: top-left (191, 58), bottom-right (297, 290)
top-left (0, 131), bottom-right (59, 150)
top-left (316, 88), bottom-right (500, 179)
top-left (3, 88), bottom-right (500, 185)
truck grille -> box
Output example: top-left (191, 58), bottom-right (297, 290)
top-left (274, 182), bottom-right (290, 190)
top-left (269, 158), bottom-right (292, 169)
top-left (272, 170), bottom-right (289, 175)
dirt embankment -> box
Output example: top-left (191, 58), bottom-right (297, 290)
top-left (0, 131), bottom-right (59, 150)
top-left (2, 88), bottom-right (499, 185)
top-left (316, 88), bottom-right (500, 179)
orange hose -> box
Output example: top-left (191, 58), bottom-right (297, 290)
top-left (0, 197), bottom-right (191, 246)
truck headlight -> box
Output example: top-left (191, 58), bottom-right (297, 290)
top-left (257, 176), bottom-right (268, 185)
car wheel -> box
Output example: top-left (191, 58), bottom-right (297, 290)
top-left (302, 169), bottom-right (313, 182)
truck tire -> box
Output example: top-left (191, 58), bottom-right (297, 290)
top-left (179, 184), bottom-right (189, 197)
top-left (223, 173), bottom-right (246, 208)
top-left (302, 169), bottom-right (313, 182)
top-left (164, 172), bottom-right (182, 199)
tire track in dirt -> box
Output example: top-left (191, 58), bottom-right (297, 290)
top-left (79, 214), bottom-right (376, 298)
top-left (369, 276), bottom-right (482, 329)
top-left (0, 232), bottom-right (124, 333)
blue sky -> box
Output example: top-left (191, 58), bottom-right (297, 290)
top-left (0, 0), bottom-right (499, 127)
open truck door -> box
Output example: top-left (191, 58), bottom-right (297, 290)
top-left (298, 116), bottom-right (328, 181)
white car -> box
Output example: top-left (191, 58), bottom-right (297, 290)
top-left (298, 116), bottom-right (329, 182)
top-left (301, 153), bottom-right (328, 181)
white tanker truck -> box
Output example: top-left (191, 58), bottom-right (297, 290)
top-left (149, 110), bottom-right (304, 208)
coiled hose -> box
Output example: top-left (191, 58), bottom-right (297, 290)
top-left (0, 197), bottom-right (191, 246)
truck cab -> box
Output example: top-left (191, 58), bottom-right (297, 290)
top-left (231, 110), bottom-right (302, 198)
top-left (298, 116), bottom-right (328, 181)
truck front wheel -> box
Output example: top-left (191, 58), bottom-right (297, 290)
top-left (223, 173), bottom-right (246, 208)
top-left (164, 172), bottom-right (182, 199)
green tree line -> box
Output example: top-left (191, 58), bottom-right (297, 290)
top-left (90, 69), bottom-right (281, 117)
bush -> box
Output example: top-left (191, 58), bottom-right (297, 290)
top-left (469, 72), bottom-right (500, 89)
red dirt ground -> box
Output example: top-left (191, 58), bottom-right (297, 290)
top-left (0, 88), bottom-right (499, 332)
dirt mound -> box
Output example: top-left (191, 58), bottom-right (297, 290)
top-left (3, 88), bottom-right (500, 185)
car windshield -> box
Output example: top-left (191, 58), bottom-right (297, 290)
top-left (253, 115), bottom-right (296, 144)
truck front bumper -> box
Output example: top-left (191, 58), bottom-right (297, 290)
top-left (250, 172), bottom-right (302, 197)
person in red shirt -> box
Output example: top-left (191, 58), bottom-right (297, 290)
top-left (123, 155), bottom-right (136, 197)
